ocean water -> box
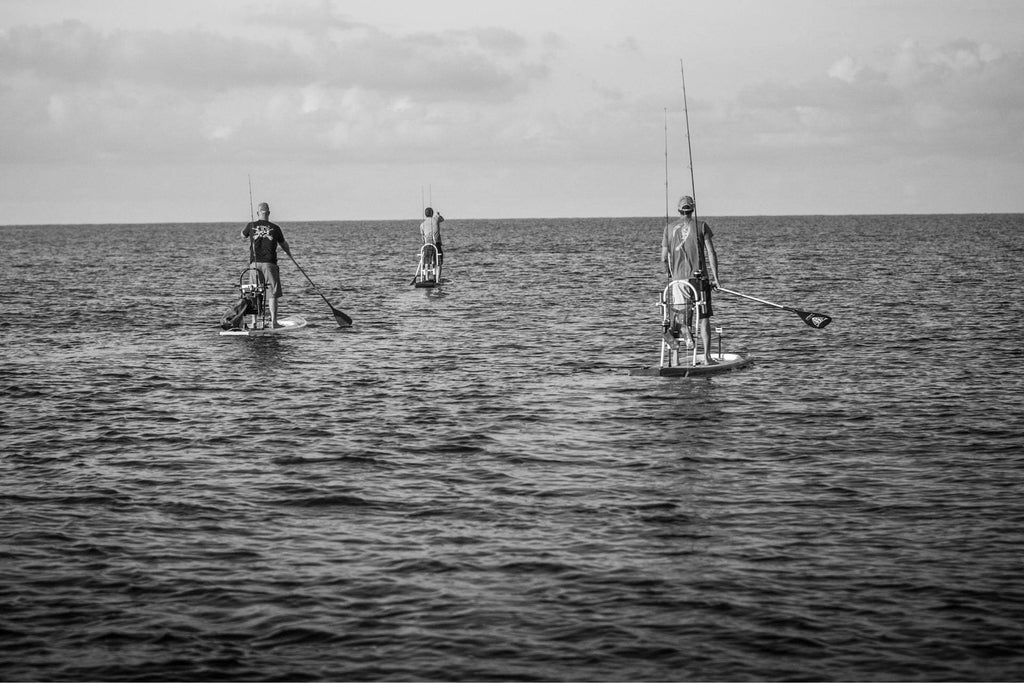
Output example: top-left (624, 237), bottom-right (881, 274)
top-left (2, 214), bottom-right (1023, 681)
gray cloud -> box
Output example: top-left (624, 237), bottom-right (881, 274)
top-left (0, 18), bottom-right (548, 96)
top-left (0, 16), bottom-right (553, 164)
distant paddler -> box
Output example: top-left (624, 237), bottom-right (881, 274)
top-left (419, 206), bottom-right (445, 270)
top-left (660, 194), bottom-right (721, 365)
top-left (241, 201), bottom-right (291, 329)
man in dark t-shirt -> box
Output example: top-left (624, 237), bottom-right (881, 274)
top-left (241, 202), bottom-right (291, 328)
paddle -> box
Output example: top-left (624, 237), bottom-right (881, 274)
top-left (285, 252), bottom-right (352, 327)
top-left (717, 287), bottom-right (832, 329)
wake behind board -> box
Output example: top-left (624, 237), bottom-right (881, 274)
top-left (220, 315), bottom-right (308, 337)
top-left (629, 352), bottom-right (753, 377)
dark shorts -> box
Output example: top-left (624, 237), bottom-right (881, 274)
top-left (251, 262), bottom-right (282, 298)
top-left (423, 243), bottom-right (442, 266)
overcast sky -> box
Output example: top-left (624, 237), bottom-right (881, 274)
top-left (2, 0), bottom-right (1022, 224)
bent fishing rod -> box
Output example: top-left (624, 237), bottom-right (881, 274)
top-left (678, 63), bottom-right (832, 329)
top-left (680, 61), bottom-right (710, 283)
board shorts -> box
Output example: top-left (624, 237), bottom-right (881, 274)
top-left (669, 278), bottom-right (713, 324)
top-left (251, 262), bottom-right (283, 298)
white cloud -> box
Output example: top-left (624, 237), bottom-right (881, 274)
top-left (719, 38), bottom-right (1024, 167)
top-left (827, 56), bottom-right (862, 83)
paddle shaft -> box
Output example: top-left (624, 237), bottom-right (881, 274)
top-left (717, 287), bottom-right (789, 311)
top-left (717, 287), bottom-right (832, 329)
top-left (286, 252), bottom-right (352, 327)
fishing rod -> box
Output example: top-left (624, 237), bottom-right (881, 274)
top-left (680, 61), bottom-right (710, 283)
top-left (680, 63), bottom-right (697, 223)
top-left (247, 174), bottom-right (255, 224)
top-left (428, 184), bottom-right (444, 280)
top-left (412, 185), bottom-right (429, 285)
top-left (680, 64), bottom-right (832, 331)
top-left (247, 174), bottom-right (256, 265)
top-left (411, 186), bottom-right (424, 284)
top-left (663, 108), bottom-right (670, 225)
top-left (244, 174), bottom-right (266, 327)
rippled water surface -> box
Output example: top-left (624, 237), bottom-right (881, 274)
top-left (3, 215), bottom-right (1024, 681)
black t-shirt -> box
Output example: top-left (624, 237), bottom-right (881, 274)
top-left (243, 220), bottom-right (285, 263)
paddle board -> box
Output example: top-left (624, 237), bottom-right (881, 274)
top-left (629, 352), bottom-right (753, 377)
top-left (220, 315), bottom-right (308, 337)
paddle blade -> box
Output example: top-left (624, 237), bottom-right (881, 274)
top-left (331, 305), bottom-right (353, 327)
top-left (795, 309), bottom-right (832, 329)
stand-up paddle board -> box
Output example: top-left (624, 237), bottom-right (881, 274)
top-left (630, 280), bottom-right (752, 378)
top-left (220, 315), bottom-right (308, 337)
top-left (629, 352), bottom-right (752, 377)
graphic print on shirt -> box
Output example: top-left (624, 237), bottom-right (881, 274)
top-left (247, 221), bottom-right (281, 263)
top-left (251, 224), bottom-right (272, 241)
top-left (671, 224), bottom-right (691, 256)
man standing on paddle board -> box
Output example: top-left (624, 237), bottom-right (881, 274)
top-left (661, 195), bottom-right (721, 365)
top-left (242, 202), bottom-right (291, 328)
top-left (419, 207), bottom-right (444, 269)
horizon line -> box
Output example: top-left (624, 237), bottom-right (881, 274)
top-left (3, 210), bottom-right (1020, 228)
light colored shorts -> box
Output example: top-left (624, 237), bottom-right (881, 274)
top-left (251, 262), bottom-right (283, 298)
top-left (669, 278), bottom-right (713, 321)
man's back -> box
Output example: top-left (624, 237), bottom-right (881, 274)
top-left (244, 219), bottom-right (285, 263)
top-left (420, 216), bottom-right (441, 246)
